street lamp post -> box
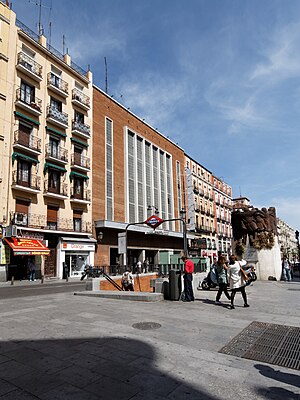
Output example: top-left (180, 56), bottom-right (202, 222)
top-left (179, 209), bottom-right (187, 257)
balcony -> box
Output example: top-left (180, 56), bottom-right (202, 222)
top-left (45, 218), bottom-right (92, 233)
top-left (72, 120), bottom-right (90, 138)
top-left (44, 179), bottom-right (68, 199)
top-left (72, 88), bottom-right (90, 110)
top-left (14, 130), bottom-right (41, 154)
top-left (47, 72), bottom-right (69, 97)
top-left (12, 171), bottom-right (41, 193)
top-left (70, 187), bottom-right (91, 203)
top-left (204, 192), bottom-right (209, 199)
top-left (193, 187), bottom-right (199, 195)
top-left (71, 153), bottom-right (90, 170)
top-left (16, 52), bottom-right (42, 82)
top-left (15, 88), bottom-right (42, 116)
top-left (45, 144), bottom-right (68, 164)
top-left (195, 225), bottom-right (214, 234)
top-left (46, 105), bottom-right (68, 129)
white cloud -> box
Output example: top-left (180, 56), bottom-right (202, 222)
top-left (115, 72), bottom-right (189, 129)
top-left (250, 22), bottom-right (300, 83)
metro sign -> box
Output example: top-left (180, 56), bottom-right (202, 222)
top-left (145, 215), bottom-right (164, 229)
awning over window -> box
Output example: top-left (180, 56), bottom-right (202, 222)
top-left (69, 171), bottom-right (89, 180)
top-left (46, 126), bottom-right (67, 138)
top-left (4, 237), bottom-right (50, 256)
top-left (43, 162), bottom-right (67, 174)
top-left (15, 111), bottom-right (40, 126)
top-left (71, 137), bottom-right (89, 147)
top-left (12, 152), bottom-right (39, 164)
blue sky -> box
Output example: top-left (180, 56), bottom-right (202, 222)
top-left (12, 0), bottom-right (300, 231)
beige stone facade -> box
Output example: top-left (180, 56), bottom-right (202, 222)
top-left (0, 2), bottom-right (94, 280)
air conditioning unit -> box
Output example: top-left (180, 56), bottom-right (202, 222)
top-left (13, 212), bottom-right (27, 226)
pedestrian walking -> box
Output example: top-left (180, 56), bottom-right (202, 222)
top-left (215, 255), bottom-right (231, 304)
top-left (282, 257), bottom-right (292, 282)
top-left (181, 256), bottom-right (194, 302)
top-left (227, 255), bottom-right (249, 309)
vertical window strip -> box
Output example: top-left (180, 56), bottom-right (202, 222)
top-left (106, 118), bottom-right (113, 220)
top-left (145, 142), bottom-right (152, 212)
top-left (153, 148), bottom-right (159, 214)
top-left (159, 151), bottom-right (166, 221)
top-left (137, 137), bottom-right (144, 222)
top-left (127, 131), bottom-right (136, 223)
top-left (176, 161), bottom-right (182, 216)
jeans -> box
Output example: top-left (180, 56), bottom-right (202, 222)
top-left (283, 268), bottom-right (292, 281)
top-left (28, 270), bottom-right (35, 281)
top-left (216, 283), bottom-right (231, 302)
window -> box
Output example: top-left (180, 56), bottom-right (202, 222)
top-left (18, 121), bottom-right (32, 147)
top-left (106, 118), bottom-right (113, 220)
top-left (75, 110), bottom-right (84, 124)
top-left (47, 205), bottom-right (58, 230)
top-left (74, 145), bottom-right (83, 166)
top-left (49, 137), bottom-right (59, 158)
top-left (50, 97), bottom-right (62, 112)
top-left (48, 169), bottom-right (60, 193)
top-left (17, 160), bottom-right (31, 186)
top-left (73, 177), bottom-right (83, 199)
top-left (73, 210), bottom-right (82, 232)
top-left (20, 80), bottom-right (35, 105)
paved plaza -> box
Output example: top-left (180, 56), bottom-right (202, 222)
top-left (0, 275), bottom-right (299, 399)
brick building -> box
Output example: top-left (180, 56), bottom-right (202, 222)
top-left (92, 86), bottom-right (189, 268)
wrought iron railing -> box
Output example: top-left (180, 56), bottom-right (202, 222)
top-left (47, 105), bottom-right (68, 126)
top-left (72, 88), bottom-right (90, 108)
top-left (14, 130), bottom-right (41, 152)
top-left (16, 87), bottom-right (42, 112)
top-left (71, 153), bottom-right (90, 169)
top-left (44, 179), bottom-right (68, 196)
top-left (17, 51), bottom-right (42, 78)
top-left (47, 72), bottom-right (69, 94)
top-left (12, 171), bottom-right (41, 191)
top-left (45, 143), bottom-right (68, 162)
top-left (72, 120), bottom-right (90, 136)
top-left (71, 187), bottom-right (91, 201)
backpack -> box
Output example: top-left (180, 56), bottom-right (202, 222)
top-left (122, 272), bottom-right (131, 286)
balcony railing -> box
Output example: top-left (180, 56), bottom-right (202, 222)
top-left (72, 88), bottom-right (90, 109)
top-left (72, 120), bottom-right (90, 136)
top-left (46, 105), bottom-right (68, 126)
top-left (193, 187), bottom-right (199, 194)
top-left (14, 130), bottom-right (41, 152)
top-left (195, 225), bottom-right (214, 233)
top-left (71, 187), bottom-right (91, 202)
top-left (71, 153), bottom-right (90, 169)
top-left (17, 52), bottom-right (42, 79)
top-left (16, 88), bottom-right (42, 113)
top-left (45, 143), bottom-right (68, 162)
top-left (44, 179), bottom-right (68, 197)
top-left (46, 218), bottom-right (92, 233)
top-left (47, 72), bottom-right (69, 95)
top-left (12, 171), bottom-right (41, 191)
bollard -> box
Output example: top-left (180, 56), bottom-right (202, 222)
top-left (11, 276), bottom-right (14, 286)
top-left (41, 275), bottom-right (44, 284)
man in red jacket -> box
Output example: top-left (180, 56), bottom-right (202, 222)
top-left (182, 256), bottom-right (195, 302)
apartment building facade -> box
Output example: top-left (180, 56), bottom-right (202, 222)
top-left (0, 2), bottom-right (94, 281)
top-left (185, 155), bottom-right (232, 260)
top-left (92, 86), bottom-right (189, 267)
top-left (213, 175), bottom-right (232, 254)
top-left (277, 218), bottom-right (298, 262)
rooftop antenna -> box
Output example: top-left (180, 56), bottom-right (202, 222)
top-left (239, 186), bottom-right (242, 197)
top-left (49, 21), bottom-right (52, 46)
top-left (104, 57), bottom-right (108, 93)
top-left (62, 34), bottom-right (65, 54)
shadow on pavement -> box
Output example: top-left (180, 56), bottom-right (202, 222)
top-left (0, 336), bottom-right (220, 399)
top-left (255, 364), bottom-right (300, 388)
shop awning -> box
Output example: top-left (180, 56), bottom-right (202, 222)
top-left (15, 111), bottom-right (40, 126)
top-left (46, 126), bottom-right (67, 138)
top-left (44, 162), bottom-right (67, 174)
top-left (4, 237), bottom-right (50, 256)
top-left (12, 152), bottom-right (39, 164)
top-left (69, 171), bottom-right (89, 180)
top-left (71, 137), bottom-right (89, 147)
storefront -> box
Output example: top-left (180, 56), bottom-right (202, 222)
top-left (57, 237), bottom-right (96, 278)
top-left (3, 236), bottom-right (50, 280)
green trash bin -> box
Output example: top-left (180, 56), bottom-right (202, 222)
top-left (169, 269), bottom-right (182, 300)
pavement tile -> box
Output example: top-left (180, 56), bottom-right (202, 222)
top-left (39, 382), bottom-right (100, 400)
top-left (0, 377), bottom-right (17, 396)
top-left (83, 376), bottom-right (138, 399)
top-left (0, 389), bottom-right (40, 399)
top-left (0, 360), bottom-right (35, 380)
